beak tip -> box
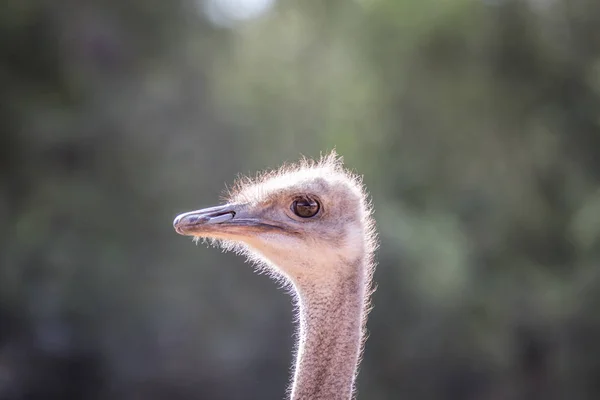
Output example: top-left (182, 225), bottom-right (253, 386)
top-left (173, 213), bottom-right (187, 234)
top-left (173, 214), bottom-right (182, 228)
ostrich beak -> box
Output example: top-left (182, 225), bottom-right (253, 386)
top-left (174, 203), bottom-right (289, 238)
top-left (173, 204), bottom-right (237, 236)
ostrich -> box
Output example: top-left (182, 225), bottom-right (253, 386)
top-left (173, 152), bottom-right (377, 400)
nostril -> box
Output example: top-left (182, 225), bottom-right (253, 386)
top-left (187, 215), bottom-right (199, 224)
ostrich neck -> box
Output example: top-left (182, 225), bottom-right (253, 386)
top-left (290, 260), bottom-right (367, 400)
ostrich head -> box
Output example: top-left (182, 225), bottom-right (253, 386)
top-left (173, 152), bottom-right (376, 286)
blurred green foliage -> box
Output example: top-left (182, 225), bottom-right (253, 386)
top-left (2, 0), bottom-right (600, 399)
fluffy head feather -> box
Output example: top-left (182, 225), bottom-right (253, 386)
top-left (220, 151), bottom-right (377, 282)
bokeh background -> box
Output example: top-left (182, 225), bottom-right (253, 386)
top-left (2, 0), bottom-right (600, 399)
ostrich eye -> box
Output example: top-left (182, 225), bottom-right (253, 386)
top-left (292, 197), bottom-right (320, 218)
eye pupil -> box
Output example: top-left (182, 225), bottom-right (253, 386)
top-left (292, 198), bottom-right (320, 218)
